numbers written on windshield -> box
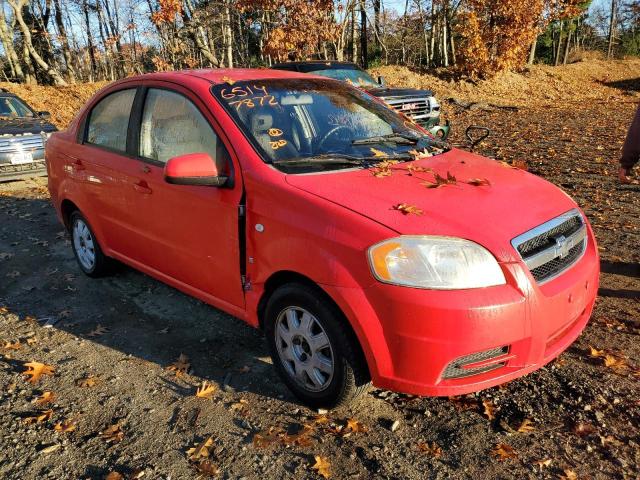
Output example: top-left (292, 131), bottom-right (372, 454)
top-left (220, 84), bottom-right (279, 111)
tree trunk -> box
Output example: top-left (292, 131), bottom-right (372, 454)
top-left (82, 0), bottom-right (97, 81)
top-left (53, 0), bottom-right (75, 82)
top-left (0, 3), bottom-right (25, 82)
top-left (554, 21), bottom-right (563, 66)
top-left (224, 0), bottom-right (233, 68)
top-left (607, 0), bottom-right (616, 58)
top-left (528, 36), bottom-right (537, 65)
top-left (7, 0), bottom-right (66, 85)
top-left (360, 0), bottom-right (367, 68)
top-left (563, 20), bottom-right (572, 65)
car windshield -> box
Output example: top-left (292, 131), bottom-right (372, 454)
top-left (0, 96), bottom-right (34, 118)
top-left (302, 67), bottom-right (379, 89)
top-left (212, 78), bottom-right (447, 173)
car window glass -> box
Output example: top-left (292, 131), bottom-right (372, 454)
top-left (0, 97), bottom-right (34, 117)
top-left (86, 89), bottom-right (136, 151)
top-left (139, 88), bottom-right (230, 172)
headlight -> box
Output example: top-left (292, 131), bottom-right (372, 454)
top-left (41, 131), bottom-right (53, 143)
top-left (368, 236), bottom-right (506, 289)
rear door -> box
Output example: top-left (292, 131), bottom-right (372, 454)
top-left (126, 83), bottom-right (245, 309)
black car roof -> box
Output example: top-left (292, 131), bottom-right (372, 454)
top-left (272, 60), bottom-right (361, 69)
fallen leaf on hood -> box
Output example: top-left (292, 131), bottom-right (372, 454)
top-left (517, 418), bottom-right (535, 433)
top-left (222, 76), bottom-right (235, 85)
top-left (417, 441), bottom-right (442, 457)
top-left (101, 424), bottom-right (124, 443)
top-left (393, 203), bottom-right (423, 215)
top-left (34, 391), bottom-right (56, 405)
top-left (23, 361), bottom-right (55, 383)
top-left (24, 409), bottom-right (53, 424)
top-left (482, 399), bottom-right (496, 420)
top-left (466, 178), bottom-right (491, 186)
top-left (491, 443), bottom-right (517, 461)
top-left (196, 381), bottom-right (217, 399)
top-left (311, 456), bottom-right (331, 478)
top-left (370, 147), bottom-right (388, 158)
top-left (166, 354), bottom-right (190, 377)
top-left (187, 436), bottom-right (214, 460)
top-left (54, 419), bottom-right (77, 433)
top-left (422, 171), bottom-right (457, 188)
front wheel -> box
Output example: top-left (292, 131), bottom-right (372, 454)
top-left (70, 211), bottom-right (110, 277)
top-left (264, 283), bottom-right (370, 409)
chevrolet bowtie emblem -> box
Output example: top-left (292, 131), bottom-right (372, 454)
top-left (554, 235), bottom-right (574, 259)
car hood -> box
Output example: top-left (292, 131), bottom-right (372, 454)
top-left (285, 149), bottom-right (578, 262)
top-left (0, 117), bottom-right (57, 136)
top-left (367, 87), bottom-right (434, 99)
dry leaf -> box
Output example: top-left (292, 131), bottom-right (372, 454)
top-left (370, 147), bottom-right (388, 158)
top-left (311, 455), bottom-right (331, 479)
top-left (196, 381), bottom-right (217, 399)
top-left (482, 399), bottom-right (496, 420)
top-left (187, 436), bottom-right (214, 460)
top-left (76, 375), bottom-right (98, 388)
top-left (491, 443), bottom-right (517, 461)
top-left (222, 76), bottom-right (235, 85)
top-left (105, 473), bottom-right (124, 480)
top-left (393, 203), bottom-right (423, 215)
top-left (466, 178), bottom-right (491, 186)
top-left (517, 418), bottom-right (535, 433)
top-left (87, 325), bottom-right (109, 337)
top-left (561, 469), bottom-right (578, 480)
top-left (193, 459), bottom-right (220, 477)
top-left (573, 422), bottom-right (596, 437)
top-left (417, 441), bottom-right (442, 457)
top-left (23, 409), bottom-right (53, 424)
top-left (345, 418), bottom-right (367, 433)
top-left (34, 391), bottom-right (56, 405)
top-left (589, 345), bottom-right (606, 358)
top-left (2, 340), bottom-right (21, 350)
top-left (54, 419), bottom-right (76, 433)
top-left (166, 354), bottom-right (190, 377)
top-left (23, 361), bottom-right (55, 384)
top-left (252, 427), bottom-right (283, 448)
top-left (533, 458), bottom-right (552, 469)
top-left (101, 424), bottom-right (124, 444)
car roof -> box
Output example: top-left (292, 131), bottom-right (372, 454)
top-left (114, 68), bottom-right (327, 86)
top-left (273, 60), bottom-right (359, 67)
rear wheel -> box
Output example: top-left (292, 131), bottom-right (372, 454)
top-left (265, 283), bottom-right (370, 409)
top-left (70, 211), bottom-right (109, 277)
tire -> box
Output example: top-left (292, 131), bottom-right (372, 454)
top-left (264, 283), bottom-right (370, 409)
top-left (69, 211), bottom-right (110, 277)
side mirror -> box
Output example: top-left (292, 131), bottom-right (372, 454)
top-left (377, 76), bottom-right (385, 86)
top-left (38, 111), bottom-right (51, 119)
top-left (164, 153), bottom-right (228, 187)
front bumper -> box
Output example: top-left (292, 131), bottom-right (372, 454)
top-left (326, 227), bottom-right (599, 397)
top-left (0, 159), bottom-right (47, 182)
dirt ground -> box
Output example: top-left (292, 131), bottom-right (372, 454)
top-left (1, 60), bottom-right (639, 480)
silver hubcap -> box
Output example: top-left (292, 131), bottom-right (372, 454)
top-left (275, 307), bottom-right (334, 392)
top-left (72, 218), bottom-right (96, 271)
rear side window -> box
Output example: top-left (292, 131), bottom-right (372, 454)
top-left (86, 89), bottom-right (136, 152)
top-left (139, 88), bottom-right (230, 171)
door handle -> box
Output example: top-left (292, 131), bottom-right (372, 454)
top-left (70, 159), bottom-right (85, 171)
top-left (133, 180), bottom-right (152, 194)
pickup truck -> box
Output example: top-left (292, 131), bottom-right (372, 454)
top-left (46, 69), bottom-right (599, 408)
top-left (0, 89), bottom-right (56, 182)
top-left (271, 61), bottom-right (449, 138)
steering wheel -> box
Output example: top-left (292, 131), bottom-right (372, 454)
top-left (317, 125), bottom-right (354, 151)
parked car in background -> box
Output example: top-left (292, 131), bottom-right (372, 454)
top-left (0, 89), bottom-right (56, 182)
top-left (46, 69), bottom-right (598, 408)
top-left (271, 60), bottom-right (449, 138)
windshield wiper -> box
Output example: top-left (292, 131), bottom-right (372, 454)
top-left (273, 152), bottom-right (414, 168)
top-left (352, 132), bottom-right (421, 146)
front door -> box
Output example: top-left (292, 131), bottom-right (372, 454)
top-left (127, 85), bottom-right (245, 309)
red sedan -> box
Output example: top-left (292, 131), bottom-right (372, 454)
top-left (45, 69), bottom-right (599, 408)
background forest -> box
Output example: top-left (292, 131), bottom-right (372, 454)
top-left (0, 0), bottom-right (638, 86)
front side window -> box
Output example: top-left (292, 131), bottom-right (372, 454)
top-left (139, 88), bottom-right (230, 172)
top-left (0, 97), bottom-right (34, 118)
top-left (86, 89), bottom-right (136, 152)
top-left (212, 79), bottom-right (447, 173)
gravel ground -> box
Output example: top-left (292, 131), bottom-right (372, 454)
top-left (1, 87), bottom-right (639, 479)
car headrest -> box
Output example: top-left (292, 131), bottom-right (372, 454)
top-left (251, 113), bottom-right (273, 134)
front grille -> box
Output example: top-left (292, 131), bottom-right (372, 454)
top-left (384, 98), bottom-right (435, 119)
top-left (0, 134), bottom-right (44, 153)
top-left (442, 346), bottom-right (509, 379)
top-left (512, 209), bottom-right (587, 284)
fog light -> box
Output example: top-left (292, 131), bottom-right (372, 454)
top-left (442, 346), bottom-right (509, 379)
